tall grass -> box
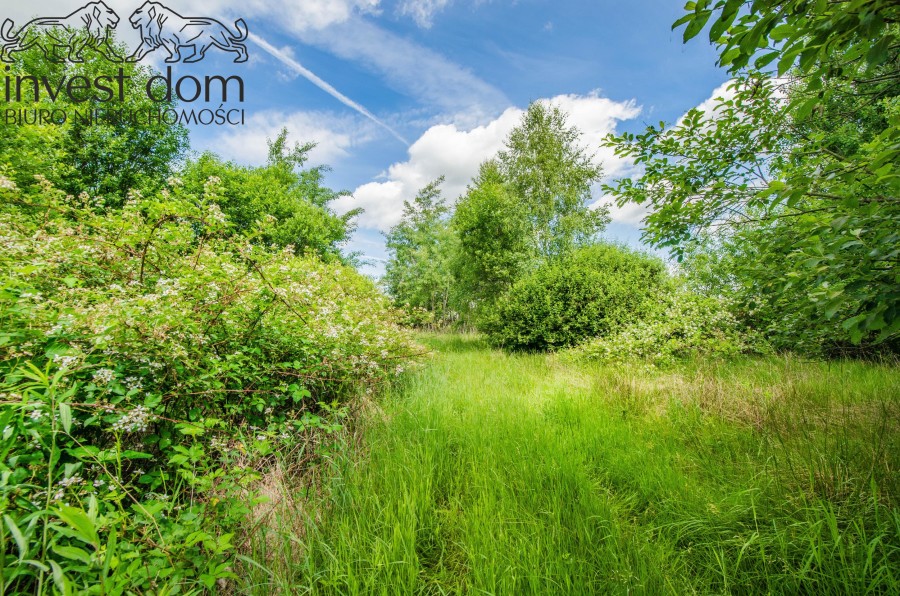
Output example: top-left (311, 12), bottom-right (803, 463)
top-left (241, 334), bottom-right (900, 594)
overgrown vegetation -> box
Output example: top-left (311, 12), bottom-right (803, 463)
top-left (604, 1), bottom-right (900, 353)
top-left (1, 1), bottom-right (898, 591)
top-left (0, 40), bottom-right (188, 202)
top-left (181, 130), bottom-right (359, 262)
top-left (0, 176), bottom-right (418, 591)
top-left (263, 334), bottom-right (899, 594)
top-left (0, 35), bottom-right (418, 591)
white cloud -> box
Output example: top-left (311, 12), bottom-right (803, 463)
top-left (591, 195), bottom-right (650, 226)
top-left (180, 0), bottom-right (381, 33)
top-left (335, 92), bottom-right (641, 231)
top-left (248, 33), bottom-right (408, 144)
top-left (211, 110), bottom-right (378, 166)
top-left (299, 18), bottom-right (509, 122)
top-left (398, 0), bottom-right (452, 28)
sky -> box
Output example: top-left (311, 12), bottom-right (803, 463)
top-left (6, 0), bottom-right (731, 276)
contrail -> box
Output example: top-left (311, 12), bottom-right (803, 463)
top-left (248, 32), bottom-right (409, 146)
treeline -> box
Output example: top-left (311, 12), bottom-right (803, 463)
top-left (384, 1), bottom-right (899, 359)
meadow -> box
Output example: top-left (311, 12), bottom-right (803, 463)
top-left (243, 334), bottom-right (900, 594)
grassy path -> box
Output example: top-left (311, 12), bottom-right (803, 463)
top-left (248, 334), bottom-right (899, 594)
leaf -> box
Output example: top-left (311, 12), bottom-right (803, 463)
top-left (59, 403), bottom-right (72, 434)
top-left (102, 526), bottom-right (117, 576)
top-left (769, 23), bottom-right (794, 42)
top-left (709, 10), bottom-right (736, 42)
top-left (176, 423), bottom-right (205, 437)
top-left (56, 504), bottom-right (100, 548)
top-left (754, 51), bottom-right (780, 70)
top-left (683, 10), bottom-right (713, 42)
top-left (866, 36), bottom-right (891, 66)
top-left (49, 560), bottom-right (71, 595)
top-left (794, 96), bottom-right (820, 120)
top-left (672, 13), bottom-right (694, 30)
top-left (3, 515), bottom-right (28, 559)
top-left (52, 544), bottom-right (92, 565)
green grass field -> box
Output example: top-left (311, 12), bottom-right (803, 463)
top-left (242, 334), bottom-right (900, 594)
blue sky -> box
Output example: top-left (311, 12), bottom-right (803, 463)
top-left (11, 0), bottom-right (731, 274)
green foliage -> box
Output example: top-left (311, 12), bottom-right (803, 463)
top-left (451, 162), bottom-right (533, 312)
top-left (676, 0), bottom-right (899, 84)
top-left (0, 38), bottom-right (188, 202)
top-left (0, 175), bottom-right (419, 592)
top-left (449, 104), bottom-right (610, 323)
top-left (572, 289), bottom-right (772, 366)
top-left (605, 0), bottom-right (900, 351)
top-left (481, 244), bottom-right (667, 351)
top-left (180, 130), bottom-right (357, 261)
top-left (384, 178), bottom-right (458, 326)
top-left (497, 102), bottom-right (610, 259)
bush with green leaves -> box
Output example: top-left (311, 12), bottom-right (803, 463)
top-left (481, 244), bottom-right (667, 351)
top-left (0, 174), bottom-right (419, 592)
top-left (571, 290), bottom-right (772, 367)
top-left (180, 130), bottom-right (357, 262)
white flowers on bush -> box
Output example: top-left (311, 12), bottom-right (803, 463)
top-left (93, 368), bottom-right (115, 385)
top-left (112, 405), bottom-right (153, 433)
top-left (51, 354), bottom-right (79, 369)
top-left (0, 175), bottom-right (16, 190)
top-left (572, 290), bottom-right (770, 365)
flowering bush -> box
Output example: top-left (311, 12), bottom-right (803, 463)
top-left (570, 290), bottom-right (771, 366)
top-left (0, 176), bottom-right (420, 591)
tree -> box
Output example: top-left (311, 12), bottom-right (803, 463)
top-left (383, 177), bottom-right (458, 323)
top-left (180, 129), bottom-right (358, 261)
top-left (498, 102), bottom-right (609, 259)
top-left (452, 103), bottom-right (610, 319)
top-left (0, 36), bottom-right (188, 202)
top-left (604, 2), bottom-right (899, 349)
top-left (451, 161), bottom-right (532, 311)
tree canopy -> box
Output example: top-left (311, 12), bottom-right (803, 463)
top-left (602, 0), bottom-right (899, 351)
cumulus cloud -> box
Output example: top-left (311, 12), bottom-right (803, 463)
top-left (334, 92), bottom-right (641, 231)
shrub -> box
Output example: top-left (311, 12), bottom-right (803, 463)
top-left (571, 290), bottom-right (772, 366)
top-left (0, 175), bottom-right (420, 592)
top-left (481, 244), bottom-right (667, 351)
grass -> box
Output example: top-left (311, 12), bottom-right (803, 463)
top-left (240, 334), bottom-right (900, 594)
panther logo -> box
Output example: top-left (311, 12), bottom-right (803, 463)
top-left (0, 1), bottom-right (124, 63)
top-left (127, 2), bottom-right (248, 63)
